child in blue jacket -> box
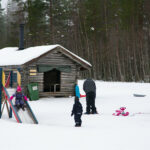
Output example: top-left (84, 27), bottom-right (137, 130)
top-left (75, 84), bottom-right (80, 98)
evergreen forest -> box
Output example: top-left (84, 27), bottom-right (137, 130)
top-left (0, 0), bottom-right (150, 82)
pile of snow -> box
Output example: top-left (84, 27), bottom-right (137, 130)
top-left (1, 80), bottom-right (150, 150)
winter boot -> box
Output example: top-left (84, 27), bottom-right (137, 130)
top-left (75, 123), bottom-right (80, 127)
top-left (15, 105), bottom-right (20, 110)
top-left (22, 105), bottom-right (25, 111)
top-left (84, 112), bottom-right (90, 115)
top-left (92, 110), bottom-right (98, 114)
top-left (78, 123), bottom-right (81, 127)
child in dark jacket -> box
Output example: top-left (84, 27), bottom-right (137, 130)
top-left (71, 96), bottom-right (83, 127)
top-left (9, 86), bottom-right (28, 111)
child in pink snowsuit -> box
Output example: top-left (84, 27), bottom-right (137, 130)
top-left (9, 86), bottom-right (28, 110)
top-left (113, 107), bottom-right (129, 116)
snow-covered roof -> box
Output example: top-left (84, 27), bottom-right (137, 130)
top-left (0, 45), bottom-right (91, 68)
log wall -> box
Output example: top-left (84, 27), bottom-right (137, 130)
top-left (26, 49), bottom-right (79, 97)
top-left (0, 47), bottom-right (83, 97)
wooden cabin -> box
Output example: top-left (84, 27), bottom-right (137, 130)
top-left (0, 45), bottom-right (91, 97)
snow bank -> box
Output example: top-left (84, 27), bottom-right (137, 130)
top-left (1, 80), bottom-right (150, 150)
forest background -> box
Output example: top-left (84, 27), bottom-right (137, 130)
top-left (0, 0), bottom-right (149, 82)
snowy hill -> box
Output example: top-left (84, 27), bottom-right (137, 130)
top-left (1, 80), bottom-right (150, 150)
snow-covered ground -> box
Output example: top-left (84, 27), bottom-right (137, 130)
top-left (1, 80), bottom-right (150, 150)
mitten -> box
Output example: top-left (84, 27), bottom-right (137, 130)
top-left (24, 96), bottom-right (28, 101)
top-left (80, 94), bottom-right (86, 98)
top-left (9, 96), bottom-right (14, 101)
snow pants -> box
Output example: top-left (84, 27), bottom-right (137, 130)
top-left (86, 92), bottom-right (97, 114)
top-left (15, 99), bottom-right (24, 108)
top-left (74, 114), bottom-right (82, 126)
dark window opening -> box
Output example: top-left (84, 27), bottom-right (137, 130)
top-left (44, 69), bottom-right (60, 92)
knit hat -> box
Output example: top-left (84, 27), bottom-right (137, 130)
top-left (17, 86), bottom-right (22, 92)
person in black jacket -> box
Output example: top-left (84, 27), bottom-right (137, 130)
top-left (71, 96), bottom-right (83, 127)
top-left (83, 78), bottom-right (97, 114)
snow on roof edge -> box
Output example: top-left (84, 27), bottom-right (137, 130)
top-left (0, 45), bottom-right (92, 67)
top-left (57, 44), bottom-right (92, 67)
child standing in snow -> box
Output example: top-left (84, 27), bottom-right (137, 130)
top-left (9, 86), bottom-right (28, 111)
top-left (71, 96), bottom-right (83, 127)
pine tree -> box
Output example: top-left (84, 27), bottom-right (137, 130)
top-left (25, 0), bottom-right (48, 46)
top-left (5, 0), bottom-right (25, 47)
top-left (0, 0), bottom-right (6, 48)
top-left (2, 0), bottom-right (149, 81)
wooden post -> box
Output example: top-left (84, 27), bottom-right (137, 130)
top-left (0, 68), bottom-right (2, 118)
top-left (9, 71), bottom-right (13, 118)
top-left (17, 68), bottom-right (21, 86)
top-left (10, 71), bottom-right (13, 88)
top-left (2, 71), bottom-right (5, 87)
top-left (9, 104), bottom-right (12, 118)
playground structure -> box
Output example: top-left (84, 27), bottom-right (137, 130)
top-left (0, 68), bottom-right (38, 124)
